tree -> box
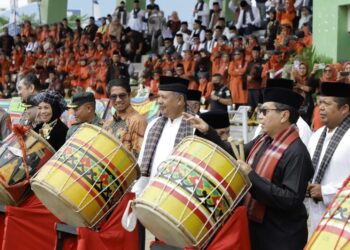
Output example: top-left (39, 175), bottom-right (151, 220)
top-left (19, 13), bottom-right (39, 26)
top-left (0, 16), bottom-right (9, 28)
top-left (68, 14), bottom-right (89, 29)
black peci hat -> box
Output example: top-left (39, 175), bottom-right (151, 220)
top-left (263, 88), bottom-right (304, 110)
top-left (159, 76), bottom-right (189, 94)
top-left (266, 78), bottom-right (294, 89)
top-left (67, 92), bottom-right (96, 108)
top-left (187, 90), bottom-right (201, 102)
top-left (200, 111), bottom-right (230, 129)
top-left (320, 82), bottom-right (350, 97)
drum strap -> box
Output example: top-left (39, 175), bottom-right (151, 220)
top-left (245, 125), bottom-right (299, 223)
top-left (139, 116), bottom-right (194, 177)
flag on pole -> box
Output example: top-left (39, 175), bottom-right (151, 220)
top-left (92, 0), bottom-right (102, 20)
top-left (9, 0), bottom-right (19, 36)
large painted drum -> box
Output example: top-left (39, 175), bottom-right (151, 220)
top-left (305, 177), bottom-right (350, 250)
top-left (0, 129), bottom-right (55, 205)
top-left (132, 136), bottom-right (251, 249)
top-left (31, 124), bottom-right (140, 228)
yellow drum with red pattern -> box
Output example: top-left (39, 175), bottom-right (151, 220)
top-left (306, 177), bottom-right (350, 250)
top-left (31, 124), bottom-right (140, 228)
top-left (0, 130), bottom-right (55, 205)
top-left (133, 136), bottom-right (251, 249)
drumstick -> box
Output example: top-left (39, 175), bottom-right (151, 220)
top-left (238, 139), bottom-right (245, 162)
top-left (228, 137), bottom-right (241, 160)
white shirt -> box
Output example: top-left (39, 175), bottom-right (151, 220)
top-left (307, 127), bottom-right (350, 234)
top-left (194, 2), bottom-right (209, 28)
top-left (133, 116), bottom-right (195, 193)
top-left (127, 8), bottom-right (145, 32)
top-left (253, 117), bottom-right (312, 146)
top-left (236, 5), bottom-right (261, 29)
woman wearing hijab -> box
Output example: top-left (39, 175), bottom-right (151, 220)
top-left (292, 62), bottom-right (315, 125)
top-left (34, 90), bottom-right (68, 150)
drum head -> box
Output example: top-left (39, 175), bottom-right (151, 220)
top-left (31, 181), bottom-right (90, 227)
top-left (134, 202), bottom-right (197, 249)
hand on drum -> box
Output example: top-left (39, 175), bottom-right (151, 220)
top-left (183, 112), bottom-right (209, 134)
top-left (237, 160), bottom-right (252, 176)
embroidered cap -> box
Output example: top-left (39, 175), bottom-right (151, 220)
top-left (34, 90), bottom-right (67, 115)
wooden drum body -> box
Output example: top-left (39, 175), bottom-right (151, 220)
top-left (31, 124), bottom-right (140, 228)
top-left (0, 130), bottom-right (55, 205)
top-left (132, 136), bottom-right (251, 249)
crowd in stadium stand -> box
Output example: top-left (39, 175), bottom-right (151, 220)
top-left (1, 0), bottom-right (348, 130)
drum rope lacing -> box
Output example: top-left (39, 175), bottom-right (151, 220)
top-left (0, 125), bottom-right (31, 191)
top-left (37, 125), bottom-right (138, 228)
top-left (307, 179), bottom-right (350, 250)
top-left (152, 136), bottom-right (251, 248)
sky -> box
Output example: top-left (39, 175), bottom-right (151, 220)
top-left (0, 0), bottom-right (196, 24)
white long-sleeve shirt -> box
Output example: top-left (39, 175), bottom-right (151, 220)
top-left (307, 127), bottom-right (350, 234)
top-left (236, 5), bottom-right (261, 29)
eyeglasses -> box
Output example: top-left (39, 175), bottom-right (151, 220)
top-left (109, 93), bottom-right (128, 100)
top-left (324, 69), bottom-right (332, 72)
top-left (258, 108), bottom-right (283, 116)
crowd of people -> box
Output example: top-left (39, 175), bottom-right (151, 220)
top-left (0, 0), bottom-right (350, 250)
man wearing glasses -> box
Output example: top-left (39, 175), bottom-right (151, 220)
top-left (185, 85), bottom-right (314, 250)
top-left (103, 78), bottom-right (147, 158)
top-left (235, 87), bottom-right (314, 250)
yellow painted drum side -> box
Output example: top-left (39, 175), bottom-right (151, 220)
top-left (306, 182), bottom-right (350, 250)
top-left (139, 184), bottom-right (209, 241)
top-left (33, 161), bottom-right (105, 222)
top-left (134, 136), bottom-right (251, 248)
top-left (31, 124), bottom-right (139, 227)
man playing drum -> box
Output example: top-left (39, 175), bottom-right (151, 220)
top-left (133, 76), bottom-right (221, 249)
top-left (66, 92), bottom-right (103, 140)
top-left (238, 87), bottom-right (314, 250)
top-left (307, 82), bottom-right (350, 234)
top-left (185, 86), bottom-right (314, 250)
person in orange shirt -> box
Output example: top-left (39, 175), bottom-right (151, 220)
top-left (21, 50), bottom-right (37, 74)
top-left (95, 43), bottom-right (107, 63)
top-left (87, 42), bottom-right (97, 61)
top-left (94, 57), bottom-right (109, 99)
top-left (70, 57), bottom-right (89, 88)
top-left (21, 20), bottom-right (33, 38)
top-left (212, 51), bottom-right (230, 84)
top-left (245, 35), bottom-right (259, 62)
top-left (211, 36), bottom-right (231, 60)
top-left (9, 45), bottom-right (24, 73)
top-left (276, 0), bottom-right (296, 28)
top-left (162, 52), bottom-right (175, 75)
top-left (39, 24), bottom-right (50, 43)
top-left (0, 53), bottom-right (11, 84)
top-left (182, 50), bottom-right (195, 78)
top-left (197, 72), bottom-right (213, 103)
top-left (228, 48), bottom-right (248, 105)
top-left (261, 50), bottom-right (286, 87)
top-left (150, 69), bottom-right (161, 96)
